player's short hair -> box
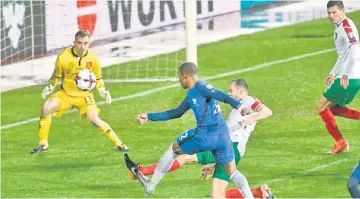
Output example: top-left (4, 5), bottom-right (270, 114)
top-left (327, 1), bottom-right (344, 9)
top-left (230, 79), bottom-right (248, 90)
top-left (75, 30), bottom-right (91, 39)
top-left (178, 62), bottom-right (197, 75)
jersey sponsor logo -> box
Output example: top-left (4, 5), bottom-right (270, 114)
top-left (77, 0), bottom-right (97, 36)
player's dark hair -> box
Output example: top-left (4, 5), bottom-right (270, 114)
top-left (75, 30), bottom-right (90, 39)
top-left (327, 1), bottom-right (344, 9)
top-left (178, 62), bottom-right (197, 75)
top-left (231, 79), bottom-right (248, 90)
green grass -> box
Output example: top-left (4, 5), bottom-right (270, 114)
top-left (1, 11), bottom-right (360, 198)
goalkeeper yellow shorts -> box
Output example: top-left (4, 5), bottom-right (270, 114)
top-left (50, 90), bottom-right (100, 118)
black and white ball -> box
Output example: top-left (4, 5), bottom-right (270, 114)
top-left (75, 69), bottom-right (96, 91)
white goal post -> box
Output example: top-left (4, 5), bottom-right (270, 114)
top-left (1, 0), bottom-right (240, 89)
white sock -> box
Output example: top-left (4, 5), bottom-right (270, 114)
top-left (150, 143), bottom-right (178, 189)
top-left (230, 170), bottom-right (254, 199)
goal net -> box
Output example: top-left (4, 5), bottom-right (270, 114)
top-left (1, 0), bottom-right (239, 89)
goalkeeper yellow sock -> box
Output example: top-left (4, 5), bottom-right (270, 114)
top-left (38, 116), bottom-right (52, 145)
top-left (97, 121), bottom-right (123, 146)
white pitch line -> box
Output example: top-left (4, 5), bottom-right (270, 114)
top-left (260, 159), bottom-right (348, 186)
top-left (0, 48), bottom-right (335, 130)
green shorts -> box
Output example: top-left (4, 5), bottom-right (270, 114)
top-left (323, 78), bottom-right (360, 106)
top-left (196, 142), bottom-right (241, 182)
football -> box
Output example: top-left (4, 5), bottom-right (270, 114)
top-left (74, 69), bottom-right (96, 91)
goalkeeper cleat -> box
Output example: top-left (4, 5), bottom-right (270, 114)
top-left (117, 144), bottom-right (129, 152)
top-left (259, 184), bottom-right (276, 199)
top-left (124, 153), bottom-right (153, 195)
top-left (30, 144), bottom-right (48, 154)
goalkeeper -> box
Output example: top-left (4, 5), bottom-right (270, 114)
top-left (30, 30), bottom-right (129, 154)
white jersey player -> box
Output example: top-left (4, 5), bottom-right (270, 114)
top-left (316, 1), bottom-right (360, 155)
top-left (127, 79), bottom-right (274, 199)
top-left (331, 13), bottom-right (360, 79)
top-left (227, 95), bottom-right (262, 157)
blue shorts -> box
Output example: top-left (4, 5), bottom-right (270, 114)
top-left (176, 124), bottom-right (234, 165)
top-left (350, 161), bottom-right (360, 180)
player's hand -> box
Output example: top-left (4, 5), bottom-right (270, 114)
top-left (324, 74), bottom-right (335, 86)
top-left (240, 107), bottom-right (251, 116)
top-left (341, 75), bottom-right (349, 89)
top-left (99, 87), bottom-right (112, 104)
top-left (136, 113), bottom-right (148, 125)
top-left (200, 164), bottom-right (215, 180)
top-left (41, 85), bottom-right (54, 99)
top-left (239, 116), bottom-right (256, 126)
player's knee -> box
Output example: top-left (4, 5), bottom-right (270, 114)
top-left (172, 142), bottom-right (184, 155)
top-left (316, 101), bottom-right (325, 112)
top-left (88, 116), bottom-right (102, 126)
top-left (42, 100), bottom-right (57, 116)
top-left (348, 177), bottom-right (359, 189)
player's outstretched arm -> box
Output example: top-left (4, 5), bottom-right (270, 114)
top-left (96, 79), bottom-right (112, 104)
top-left (42, 55), bottom-right (63, 99)
top-left (144, 97), bottom-right (190, 123)
top-left (241, 104), bottom-right (272, 125)
top-left (93, 58), bottom-right (112, 104)
top-left (195, 82), bottom-right (241, 109)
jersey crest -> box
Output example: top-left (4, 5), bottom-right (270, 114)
top-left (86, 62), bottom-right (92, 69)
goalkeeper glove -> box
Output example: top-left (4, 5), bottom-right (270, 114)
top-left (99, 87), bottom-right (112, 104)
top-left (41, 85), bottom-right (54, 99)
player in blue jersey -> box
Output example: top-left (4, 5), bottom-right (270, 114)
top-left (348, 161), bottom-right (360, 198)
top-left (126, 62), bottom-right (254, 198)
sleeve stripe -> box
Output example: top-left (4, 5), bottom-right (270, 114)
top-left (251, 101), bottom-right (261, 111)
top-left (343, 19), bottom-right (357, 43)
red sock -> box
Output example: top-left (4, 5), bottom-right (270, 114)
top-left (251, 188), bottom-right (264, 198)
top-left (319, 108), bottom-right (343, 141)
top-left (139, 159), bottom-right (181, 176)
top-left (226, 188), bottom-right (244, 198)
top-left (330, 105), bottom-right (360, 120)
top-left (225, 188), bottom-right (261, 198)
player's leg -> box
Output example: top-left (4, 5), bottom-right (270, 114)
top-left (133, 154), bottom-right (196, 179)
top-left (211, 178), bottom-right (229, 198)
top-left (226, 184), bottom-right (273, 199)
top-left (330, 105), bottom-right (360, 119)
top-left (331, 78), bottom-right (360, 120)
top-left (317, 79), bottom-right (349, 153)
top-left (31, 91), bottom-right (71, 154)
top-left (212, 132), bottom-right (254, 199)
top-left (222, 160), bottom-right (254, 199)
top-left (348, 161), bottom-right (360, 198)
top-left (316, 96), bottom-right (344, 142)
top-left (79, 94), bottom-right (128, 151)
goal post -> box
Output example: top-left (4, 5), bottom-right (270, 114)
top-left (185, 0), bottom-right (197, 66)
top-left (1, 0), bottom-right (239, 90)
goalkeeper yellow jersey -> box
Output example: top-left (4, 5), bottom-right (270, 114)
top-left (50, 47), bottom-right (104, 97)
